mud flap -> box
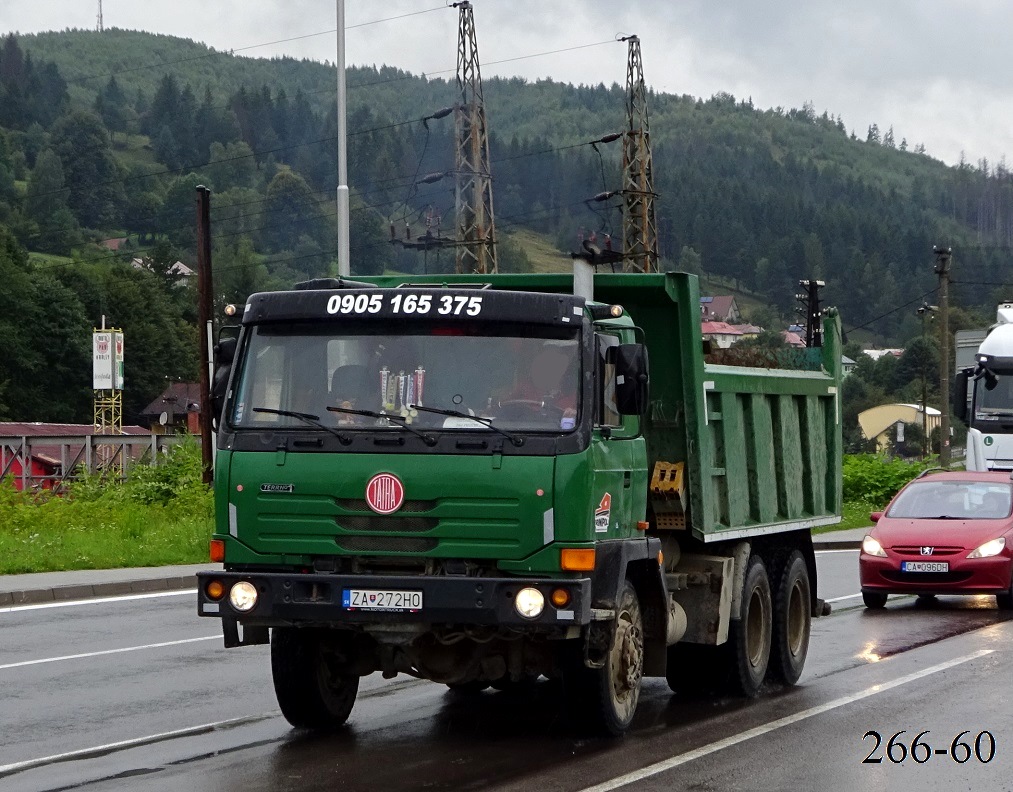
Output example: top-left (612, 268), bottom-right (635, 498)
top-left (223, 617), bottom-right (270, 648)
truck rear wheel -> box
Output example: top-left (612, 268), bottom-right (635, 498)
top-left (727, 555), bottom-right (772, 697)
top-left (564, 581), bottom-right (644, 736)
top-left (769, 550), bottom-right (810, 685)
top-left (271, 628), bottom-right (359, 730)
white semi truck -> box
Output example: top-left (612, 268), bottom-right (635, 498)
top-left (954, 303), bottom-right (1013, 470)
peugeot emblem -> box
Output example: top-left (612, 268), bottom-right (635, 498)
top-left (919, 546), bottom-right (934, 556)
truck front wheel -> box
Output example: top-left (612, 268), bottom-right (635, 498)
top-left (564, 581), bottom-right (644, 736)
top-left (727, 555), bottom-right (772, 697)
top-left (271, 628), bottom-right (359, 730)
top-left (769, 550), bottom-right (811, 685)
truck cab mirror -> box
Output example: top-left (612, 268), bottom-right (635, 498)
top-left (614, 343), bottom-right (649, 416)
top-left (212, 334), bottom-right (238, 429)
top-left (952, 369), bottom-right (970, 424)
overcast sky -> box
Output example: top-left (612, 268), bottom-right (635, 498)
top-left (1, 0), bottom-right (1010, 168)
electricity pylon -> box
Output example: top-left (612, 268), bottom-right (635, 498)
top-left (621, 35), bottom-right (658, 273)
top-left (453, 1), bottom-right (497, 274)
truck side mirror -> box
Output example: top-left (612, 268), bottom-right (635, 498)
top-left (212, 334), bottom-right (238, 429)
top-left (952, 369), bottom-right (969, 425)
top-left (614, 343), bottom-right (649, 416)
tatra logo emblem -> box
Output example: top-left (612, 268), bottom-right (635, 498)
top-left (365, 473), bottom-right (405, 514)
top-left (920, 546), bottom-right (934, 556)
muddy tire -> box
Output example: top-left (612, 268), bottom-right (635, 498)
top-left (271, 628), bottom-right (358, 730)
top-left (726, 555), bottom-right (772, 697)
top-left (564, 581), bottom-right (644, 736)
top-left (769, 551), bottom-right (811, 685)
top-left (862, 591), bottom-right (888, 609)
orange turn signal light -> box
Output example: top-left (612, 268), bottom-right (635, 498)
top-left (637, 521), bottom-right (649, 531)
top-left (210, 539), bottom-right (225, 563)
top-left (550, 588), bottom-right (571, 608)
top-left (560, 548), bottom-right (596, 571)
top-left (205, 580), bottom-right (225, 600)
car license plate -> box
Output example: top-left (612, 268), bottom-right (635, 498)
top-left (342, 588), bottom-right (423, 612)
top-left (901, 561), bottom-right (949, 573)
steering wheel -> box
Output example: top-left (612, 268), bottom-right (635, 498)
top-left (497, 398), bottom-right (565, 421)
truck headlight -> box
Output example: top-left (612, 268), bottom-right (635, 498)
top-left (967, 537), bottom-right (1006, 559)
top-left (229, 581), bottom-right (258, 612)
top-left (514, 587), bottom-right (545, 619)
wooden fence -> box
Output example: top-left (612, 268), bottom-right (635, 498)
top-left (0, 434), bottom-right (184, 493)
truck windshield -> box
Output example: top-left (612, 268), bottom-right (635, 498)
top-left (975, 375), bottom-right (1013, 418)
top-left (229, 322), bottom-right (581, 434)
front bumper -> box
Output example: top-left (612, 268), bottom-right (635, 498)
top-left (859, 553), bottom-right (1013, 595)
top-left (197, 570), bottom-right (593, 628)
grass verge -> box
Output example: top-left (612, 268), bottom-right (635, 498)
top-left (0, 441), bottom-right (212, 575)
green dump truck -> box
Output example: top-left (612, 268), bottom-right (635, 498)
top-left (197, 271), bottom-right (841, 736)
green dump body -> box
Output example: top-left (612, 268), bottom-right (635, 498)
top-left (357, 271), bottom-right (843, 541)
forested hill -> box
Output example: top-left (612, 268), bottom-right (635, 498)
top-left (0, 27), bottom-right (1010, 424)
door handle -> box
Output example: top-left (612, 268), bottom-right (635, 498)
top-left (623, 471), bottom-right (632, 488)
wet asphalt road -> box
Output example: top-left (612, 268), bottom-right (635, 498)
top-left (3, 550), bottom-right (1012, 792)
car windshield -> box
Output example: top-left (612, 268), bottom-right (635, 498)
top-left (229, 321), bottom-right (580, 433)
top-left (886, 480), bottom-right (1013, 519)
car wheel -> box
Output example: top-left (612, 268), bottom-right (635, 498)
top-left (862, 591), bottom-right (888, 609)
top-left (996, 577), bottom-right (1013, 610)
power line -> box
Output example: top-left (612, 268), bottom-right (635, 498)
top-left (843, 288), bottom-right (939, 334)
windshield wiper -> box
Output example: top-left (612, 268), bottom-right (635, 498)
top-left (326, 405), bottom-right (437, 446)
top-left (251, 407), bottom-right (351, 445)
top-left (407, 404), bottom-right (524, 447)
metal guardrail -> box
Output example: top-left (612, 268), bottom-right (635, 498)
top-left (0, 434), bottom-right (183, 493)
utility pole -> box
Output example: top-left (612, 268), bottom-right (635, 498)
top-left (335, 0), bottom-right (350, 276)
top-left (620, 35), bottom-right (658, 273)
top-left (796, 279), bottom-right (825, 347)
top-left (917, 302), bottom-right (937, 459)
top-left (97, 0), bottom-right (103, 32)
top-left (935, 246), bottom-right (952, 467)
top-left (453, 0), bottom-right (497, 274)
top-left (196, 186), bottom-right (214, 485)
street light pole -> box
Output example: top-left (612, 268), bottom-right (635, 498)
top-left (335, 0), bottom-right (350, 277)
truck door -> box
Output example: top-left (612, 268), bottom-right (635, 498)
top-left (589, 332), bottom-right (647, 538)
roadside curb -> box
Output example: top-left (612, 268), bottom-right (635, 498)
top-left (813, 540), bottom-right (861, 551)
top-left (0, 574), bottom-right (199, 608)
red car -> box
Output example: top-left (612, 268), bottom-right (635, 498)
top-left (860, 470), bottom-right (1013, 609)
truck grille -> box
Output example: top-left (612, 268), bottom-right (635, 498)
top-left (336, 516), bottom-right (437, 533)
top-left (335, 536), bottom-right (438, 553)
top-left (336, 498), bottom-right (436, 513)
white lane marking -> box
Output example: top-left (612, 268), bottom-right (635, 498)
top-left (0, 636), bottom-right (220, 671)
top-left (0, 713), bottom-right (275, 777)
top-left (580, 648), bottom-right (993, 792)
top-left (0, 677), bottom-right (431, 778)
top-left (0, 589), bottom-right (195, 614)
top-left (815, 548), bottom-right (860, 555)
top-left (826, 593), bottom-right (862, 603)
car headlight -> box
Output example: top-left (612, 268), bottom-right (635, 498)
top-left (862, 536), bottom-right (887, 557)
top-left (967, 537), bottom-right (1006, 559)
top-left (514, 587), bottom-right (545, 619)
top-left (229, 581), bottom-right (259, 612)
